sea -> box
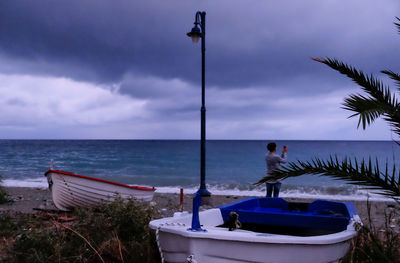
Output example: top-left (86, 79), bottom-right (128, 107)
top-left (0, 140), bottom-right (398, 201)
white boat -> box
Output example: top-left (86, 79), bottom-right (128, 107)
top-left (45, 169), bottom-right (156, 211)
top-left (149, 196), bottom-right (361, 263)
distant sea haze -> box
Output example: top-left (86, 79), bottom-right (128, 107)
top-left (0, 140), bottom-right (398, 201)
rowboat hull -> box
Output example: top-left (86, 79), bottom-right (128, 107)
top-left (150, 198), bottom-right (361, 263)
top-left (45, 169), bottom-right (155, 211)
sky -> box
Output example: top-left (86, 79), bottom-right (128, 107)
top-left (0, 0), bottom-right (399, 140)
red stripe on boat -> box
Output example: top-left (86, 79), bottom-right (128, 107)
top-left (45, 169), bottom-right (156, 191)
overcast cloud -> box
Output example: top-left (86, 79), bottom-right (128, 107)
top-left (0, 0), bottom-right (398, 139)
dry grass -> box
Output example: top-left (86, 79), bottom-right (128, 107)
top-left (341, 201), bottom-right (400, 263)
top-left (0, 198), bottom-right (160, 263)
top-left (0, 177), bottom-right (9, 204)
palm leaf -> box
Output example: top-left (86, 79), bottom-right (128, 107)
top-left (342, 94), bottom-right (386, 129)
top-left (312, 58), bottom-right (396, 107)
top-left (254, 157), bottom-right (400, 197)
top-left (395, 17), bottom-right (400, 34)
top-left (292, 18), bottom-right (400, 198)
top-left (381, 70), bottom-right (400, 88)
top-left (313, 57), bottom-right (400, 136)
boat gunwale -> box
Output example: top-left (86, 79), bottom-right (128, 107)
top-left (51, 174), bottom-right (153, 197)
top-left (45, 169), bottom-right (156, 192)
top-left (149, 209), bottom-right (361, 245)
top-left (152, 223), bottom-right (357, 245)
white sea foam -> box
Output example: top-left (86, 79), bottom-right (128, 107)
top-left (1, 178), bottom-right (395, 202)
top-left (154, 186), bottom-right (396, 202)
top-left (2, 178), bottom-right (48, 188)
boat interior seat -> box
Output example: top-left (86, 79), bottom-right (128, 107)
top-left (219, 198), bottom-right (352, 232)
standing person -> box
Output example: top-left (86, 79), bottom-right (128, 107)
top-left (265, 142), bottom-right (288, 197)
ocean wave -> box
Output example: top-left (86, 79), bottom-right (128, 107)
top-left (1, 178), bottom-right (395, 202)
top-left (155, 184), bottom-right (395, 202)
top-left (2, 178), bottom-right (48, 188)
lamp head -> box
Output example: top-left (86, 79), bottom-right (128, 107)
top-left (187, 24), bottom-right (202, 43)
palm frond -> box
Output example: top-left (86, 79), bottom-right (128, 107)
top-left (381, 70), bottom-right (400, 88)
top-left (312, 58), bottom-right (396, 107)
top-left (300, 19), bottom-right (400, 198)
top-left (313, 57), bottom-right (400, 136)
top-left (342, 94), bottom-right (386, 129)
top-left (395, 17), bottom-right (400, 34)
top-left (254, 156), bottom-right (400, 197)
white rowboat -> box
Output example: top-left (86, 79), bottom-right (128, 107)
top-left (45, 169), bottom-right (156, 211)
top-left (150, 196), bottom-right (361, 263)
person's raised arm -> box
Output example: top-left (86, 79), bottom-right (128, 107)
top-left (280, 146), bottom-right (288, 163)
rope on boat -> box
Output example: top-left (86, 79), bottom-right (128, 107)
top-left (155, 226), bottom-right (164, 263)
top-left (155, 222), bottom-right (187, 263)
top-left (186, 254), bottom-right (198, 263)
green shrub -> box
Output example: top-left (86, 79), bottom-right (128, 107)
top-left (11, 228), bottom-right (58, 262)
top-left (0, 176), bottom-right (9, 204)
top-left (74, 198), bottom-right (160, 262)
top-left (6, 198), bottom-right (160, 263)
top-left (342, 204), bottom-right (400, 263)
top-left (0, 214), bottom-right (29, 238)
top-left (342, 225), bottom-right (400, 263)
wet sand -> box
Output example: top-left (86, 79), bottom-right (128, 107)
top-left (1, 187), bottom-right (398, 230)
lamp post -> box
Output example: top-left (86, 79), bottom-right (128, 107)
top-left (187, 11), bottom-right (211, 197)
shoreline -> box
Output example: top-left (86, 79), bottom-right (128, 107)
top-left (0, 187), bottom-right (398, 230)
top-left (1, 180), bottom-right (395, 202)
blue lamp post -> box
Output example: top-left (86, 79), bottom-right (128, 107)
top-left (187, 11), bottom-right (211, 197)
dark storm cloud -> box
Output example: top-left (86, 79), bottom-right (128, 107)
top-left (1, 0), bottom-right (400, 140)
top-left (0, 1), bottom-right (191, 82)
top-left (1, 0), bottom-right (399, 96)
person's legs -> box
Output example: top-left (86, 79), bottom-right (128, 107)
top-left (266, 183), bottom-right (273, 197)
top-left (273, 182), bottom-right (282, 198)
